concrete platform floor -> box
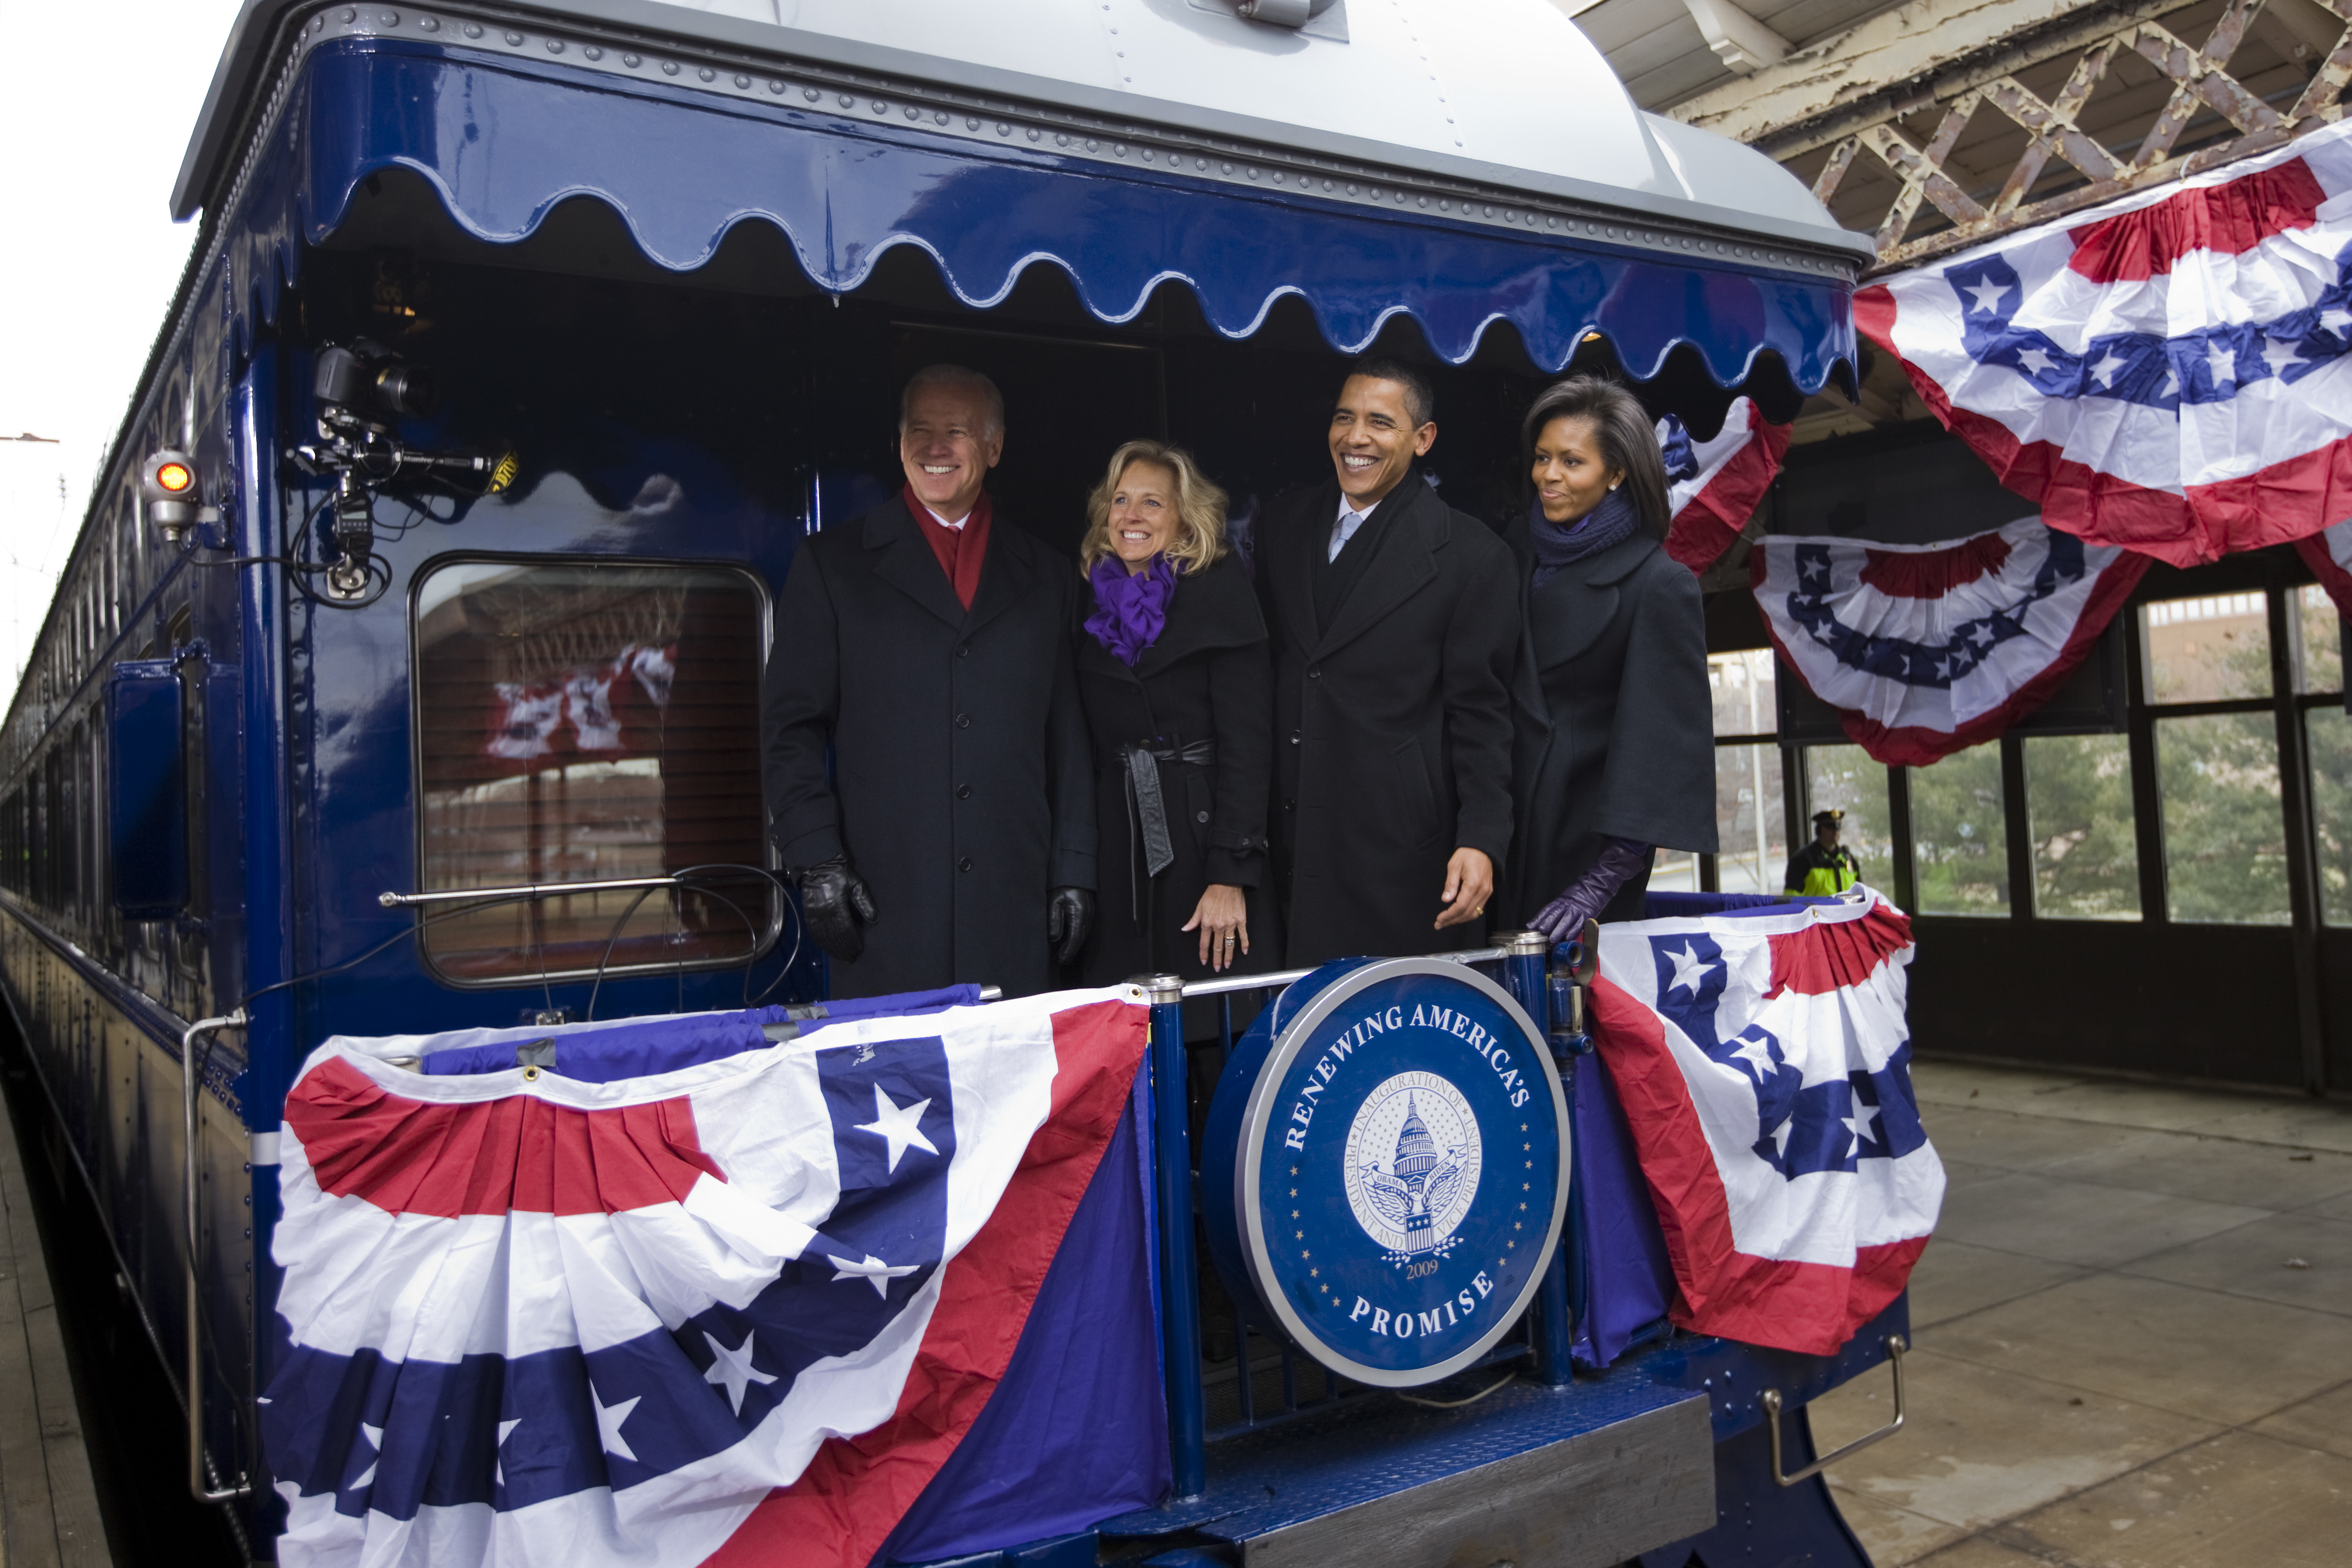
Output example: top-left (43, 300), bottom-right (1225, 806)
top-left (0, 1054), bottom-right (106, 1567)
top-left (1808, 1058), bottom-right (2352, 1568)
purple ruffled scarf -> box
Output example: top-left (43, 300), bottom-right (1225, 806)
top-left (1085, 554), bottom-right (1177, 666)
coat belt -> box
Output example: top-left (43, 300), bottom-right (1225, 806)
top-left (1120, 739), bottom-right (1218, 901)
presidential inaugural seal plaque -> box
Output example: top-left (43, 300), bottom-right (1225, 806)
top-left (1201, 957), bottom-right (1571, 1388)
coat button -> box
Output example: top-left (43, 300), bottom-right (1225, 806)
top-left (957, 784), bottom-right (973, 799)
top-left (1308, 668), bottom-right (1320, 679)
top-left (957, 644), bottom-right (971, 658)
top-left (1196, 810), bottom-right (1210, 824)
top-left (956, 713), bottom-right (972, 729)
top-left (958, 856), bottom-right (974, 872)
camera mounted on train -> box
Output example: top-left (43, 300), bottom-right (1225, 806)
top-left (289, 339), bottom-right (520, 603)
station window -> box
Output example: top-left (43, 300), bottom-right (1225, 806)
top-left (2311, 708), bottom-right (2352, 926)
top-left (2296, 584), bottom-right (2343, 695)
top-left (1804, 744), bottom-right (1890, 894)
top-left (413, 561), bottom-right (771, 983)
top-left (1908, 742), bottom-right (2008, 916)
top-left (1708, 650), bottom-right (1783, 896)
top-left (2154, 713), bottom-right (2289, 925)
top-left (2021, 733), bottom-right (2140, 920)
top-left (2141, 592), bottom-right (2270, 702)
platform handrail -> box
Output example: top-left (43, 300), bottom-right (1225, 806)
top-left (379, 873), bottom-right (726, 907)
top-left (1759, 1334), bottom-right (1908, 1486)
top-left (182, 1009), bottom-right (253, 1505)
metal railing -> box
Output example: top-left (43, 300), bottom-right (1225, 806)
top-left (1140, 931), bottom-right (1580, 1499)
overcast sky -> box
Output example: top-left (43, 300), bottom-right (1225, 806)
top-left (0, 0), bottom-right (245, 685)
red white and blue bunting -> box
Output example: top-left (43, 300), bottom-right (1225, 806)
top-left (1857, 114), bottom-right (2352, 569)
top-left (1751, 515), bottom-right (2151, 766)
top-left (1660, 397), bottom-right (1790, 573)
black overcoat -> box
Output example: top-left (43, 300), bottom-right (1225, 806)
top-left (1258, 475), bottom-right (1521, 964)
top-left (762, 496), bottom-right (1095, 999)
top-left (1502, 517), bottom-right (1718, 924)
top-left (1074, 553), bottom-right (1279, 986)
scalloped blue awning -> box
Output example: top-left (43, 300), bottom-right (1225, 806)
top-left (225, 37), bottom-right (1855, 391)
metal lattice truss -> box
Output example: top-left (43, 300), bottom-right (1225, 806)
top-left (1788, 0), bottom-right (2352, 269)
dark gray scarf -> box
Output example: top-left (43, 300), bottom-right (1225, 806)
top-left (1530, 486), bottom-right (1640, 589)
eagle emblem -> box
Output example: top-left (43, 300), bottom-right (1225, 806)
top-left (1343, 1076), bottom-right (1482, 1264)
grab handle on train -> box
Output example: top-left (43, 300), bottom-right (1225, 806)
top-left (183, 1010), bottom-right (254, 1505)
top-left (1758, 1333), bottom-right (1907, 1487)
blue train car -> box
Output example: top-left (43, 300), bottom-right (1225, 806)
top-left (0, 0), bottom-right (1896, 1561)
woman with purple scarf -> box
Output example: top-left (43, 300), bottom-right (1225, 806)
top-left (1504, 377), bottom-right (1718, 941)
top-left (1073, 440), bottom-right (1277, 985)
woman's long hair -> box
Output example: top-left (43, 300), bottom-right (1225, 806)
top-left (1520, 376), bottom-right (1670, 541)
top-left (1078, 440), bottom-right (1229, 575)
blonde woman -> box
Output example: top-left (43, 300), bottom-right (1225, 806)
top-left (1073, 440), bottom-right (1276, 982)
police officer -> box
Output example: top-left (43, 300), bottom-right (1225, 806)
top-left (1783, 809), bottom-right (1862, 897)
top-left (763, 365), bottom-right (1096, 998)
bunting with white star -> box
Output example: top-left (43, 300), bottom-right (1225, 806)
top-left (1587, 890), bottom-right (1945, 1356)
top-left (1857, 114), bottom-right (2352, 569)
top-left (262, 985), bottom-right (1151, 1568)
top-left (1752, 514), bottom-right (2150, 765)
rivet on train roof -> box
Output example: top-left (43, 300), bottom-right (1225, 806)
top-left (379, 10), bottom-right (399, 25)
top-left (546, 39), bottom-right (563, 53)
top-left (418, 15), bottom-right (437, 31)
top-left (622, 52), bottom-right (640, 66)
top-left (503, 30), bottom-right (523, 45)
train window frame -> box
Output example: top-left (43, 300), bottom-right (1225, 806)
top-left (405, 551), bottom-right (780, 990)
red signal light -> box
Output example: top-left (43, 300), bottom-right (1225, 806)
top-left (154, 461), bottom-right (194, 494)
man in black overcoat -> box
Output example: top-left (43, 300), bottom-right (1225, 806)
top-left (762, 366), bottom-right (1095, 998)
top-left (1258, 360), bottom-right (1521, 963)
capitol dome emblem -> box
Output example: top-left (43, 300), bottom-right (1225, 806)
top-left (1345, 1075), bottom-right (1481, 1262)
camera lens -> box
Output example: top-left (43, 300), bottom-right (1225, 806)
top-left (374, 362), bottom-right (438, 418)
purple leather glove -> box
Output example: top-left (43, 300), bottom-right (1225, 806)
top-left (1533, 837), bottom-right (1651, 943)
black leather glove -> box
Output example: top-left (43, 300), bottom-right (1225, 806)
top-left (1047, 886), bottom-right (1094, 967)
top-left (795, 855), bottom-right (879, 964)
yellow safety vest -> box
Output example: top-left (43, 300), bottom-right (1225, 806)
top-left (1785, 846), bottom-right (1859, 898)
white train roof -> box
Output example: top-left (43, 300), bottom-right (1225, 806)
top-left (175, 0), bottom-right (1867, 261)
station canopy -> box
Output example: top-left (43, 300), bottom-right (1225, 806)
top-left (175, 0), bottom-right (1869, 397)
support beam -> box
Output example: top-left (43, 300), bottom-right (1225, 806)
top-left (1681, 0), bottom-right (1791, 74)
top-left (1667, 0), bottom-right (2133, 148)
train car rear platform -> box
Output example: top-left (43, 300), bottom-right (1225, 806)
top-left (1808, 1058), bottom-right (2352, 1568)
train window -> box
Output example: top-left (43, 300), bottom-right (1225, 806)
top-left (412, 560), bottom-right (771, 983)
